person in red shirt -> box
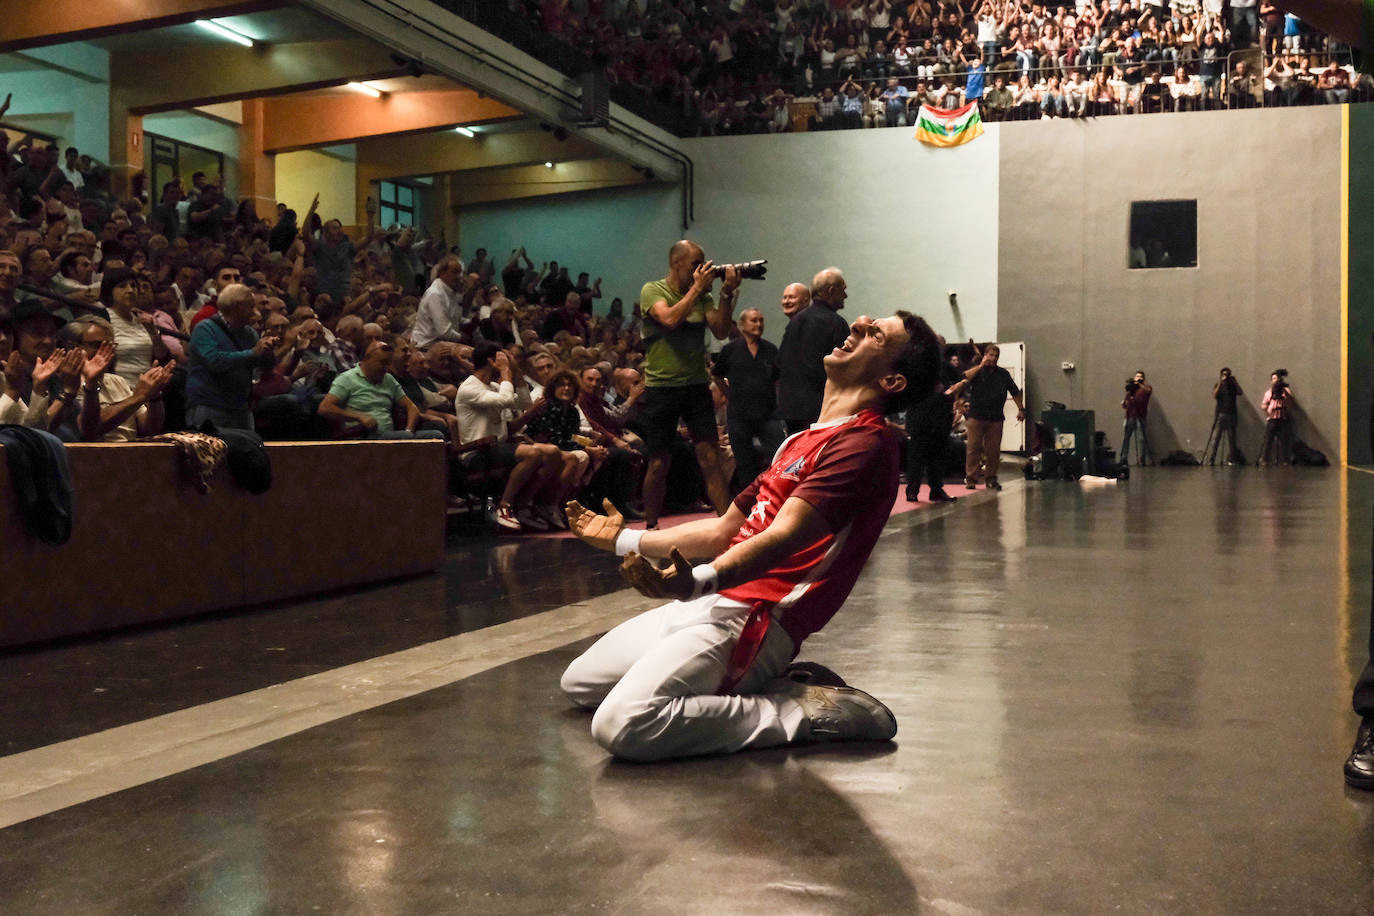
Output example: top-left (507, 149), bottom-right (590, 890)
top-left (1121, 370), bottom-right (1153, 466)
top-left (561, 309), bottom-right (940, 761)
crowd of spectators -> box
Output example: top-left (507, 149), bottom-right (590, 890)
top-left (515, 0), bottom-right (1367, 131)
top-left (0, 112), bottom-right (748, 533)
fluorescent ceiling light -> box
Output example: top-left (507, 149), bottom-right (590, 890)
top-left (346, 82), bottom-right (384, 99)
top-left (195, 19), bottom-right (255, 47)
top-left (454, 126), bottom-right (476, 137)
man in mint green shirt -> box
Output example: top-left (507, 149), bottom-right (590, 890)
top-left (317, 340), bottom-right (443, 439)
top-left (637, 239), bottom-right (741, 528)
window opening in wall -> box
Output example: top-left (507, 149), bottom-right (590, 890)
top-left (1129, 200), bottom-right (1198, 269)
top-left (145, 133), bottom-right (225, 197)
top-left (379, 180), bottom-right (416, 228)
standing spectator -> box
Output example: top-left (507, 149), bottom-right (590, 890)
top-left (410, 254), bottom-right (466, 348)
top-left (1232, 0), bottom-right (1259, 48)
top-left (780, 281), bottom-right (811, 320)
top-left (961, 344), bottom-right (1024, 490)
top-left (147, 182), bottom-right (183, 241)
top-left (185, 182), bottom-right (228, 242)
top-left (636, 240), bottom-right (737, 529)
top-left (984, 74), bottom-right (1015, 119)
top-left (906, 346), bottom-right (965, 502)
top-left (711, 307), bottom-right (784, 493)
top-left (1258, 370), bottom-right (1295, 465)
top-left (185, 283), bottom-right (279, 430)
top-left (302, 194), bottom-right (355, 307)
top-left (1120, 370), bottom-right (1154, 465)
top-left (810, 87), bottom-right (841, 130)
top-left (1198, 31), bottom-right (1227, 108)
top-left (778, 267), bottom-right (850, 435)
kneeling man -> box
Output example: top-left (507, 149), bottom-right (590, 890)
top-left (562, 310), bottom-right (939, 761)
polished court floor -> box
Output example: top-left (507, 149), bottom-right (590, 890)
top-left (2, 469), bottom-right (1373, 914)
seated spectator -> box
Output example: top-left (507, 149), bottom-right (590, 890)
top-left (1229, 59), bottom-right (1260, 108)
top-left (1011, 74), bottom-right (1040, 119)
top-left (101, 267), bottom-right (170, 386)
top-left (1321, 59), bottom-right (1352, 104)
top-left (880, 76), bottom-right (911, 125)
top-left (1041, 74), bottom-right (1068, 117)
top-left (1137, 69), bottom-right (1168, 113)
top-left (316, 339), bottom-right (443, 440)
top-left (511, 369), bottom-right (603, 520)
top-left (839, 77), bottom-right (867, 128)
top-left (51, 247), bottom-right (98, 305)
top-left (1172, 64), bottom-right (1202, 111)
top-left (186, 283), bottom-right (279, 431)
top-left (1064, 69), bottom-right (1090, 116)
top-left (0, 299), bottom-right (73, 430)
top-left (1087, 70), bottom-right (1119, 116)
top-left (809, 87), bottom-right (842, 130)
top-left (455, 342), bottom-right (564, 532)
top-left (64, 316), bottom-right (174, 441)
top-left (984, 74), bottom-right (1014, 119)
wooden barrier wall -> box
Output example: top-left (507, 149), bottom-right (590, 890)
top-left (0, 440), bottom-right (447, 648)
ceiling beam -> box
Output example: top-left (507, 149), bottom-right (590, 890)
top-left (111, 38), bottom-right (406, 114)
top-left (260, 89), bottom-right (519, 154)
top-left (0, 0), bottom-right (282, 54)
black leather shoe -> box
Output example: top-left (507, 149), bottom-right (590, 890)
top-left (904, 489), bottom-right (920, 502)
top-left (1345, 719), bottom-right (1374, 789)
top-left (928, 489), bottom-right (957, 502)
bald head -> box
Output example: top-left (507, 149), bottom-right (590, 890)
top-left (780, 282), bottom-right (810, 318)
top-left (811, 268), bottom-right (847, 310)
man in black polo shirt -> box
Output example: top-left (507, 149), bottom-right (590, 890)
top-left (778, 268), bottom-right (849, 434)
top-left (961, 344), bottom-right (1024, 491)
top-left (712, 308), bottom-right (783, 494)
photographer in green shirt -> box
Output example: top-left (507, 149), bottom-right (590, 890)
top-left (637, 240), bottom-right (740, 528)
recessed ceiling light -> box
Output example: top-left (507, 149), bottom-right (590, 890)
top-left (544, 161), bottom-right (554, 168)
top-left (195, 19), bottom-right (255, 47)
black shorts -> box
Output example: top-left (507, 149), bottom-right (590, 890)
top-left (458, 440), bottom-right (521, 472)
top-left (638, 384), bottom-right (718, 456)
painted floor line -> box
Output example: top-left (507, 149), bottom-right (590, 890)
top-left (0, 590), bottom-right (661, 830)
top-left (0, 483), bottom-right (994, 831)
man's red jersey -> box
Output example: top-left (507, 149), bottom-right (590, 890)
top-left (718, 408), bottom-right (901, 647)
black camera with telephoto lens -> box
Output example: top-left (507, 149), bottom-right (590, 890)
top-left (711, 260), bottom-right (768, 280)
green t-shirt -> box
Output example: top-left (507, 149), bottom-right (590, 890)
top-left (328, 366), bottom-right (406, 432)
top-left (639, 278), bottom-right (713, 387)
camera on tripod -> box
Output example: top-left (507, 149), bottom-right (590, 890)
top-left (711, 260), bottom-right (768, 280)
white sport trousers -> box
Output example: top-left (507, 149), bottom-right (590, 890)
top-left (560, 593), bottom-right (805, 761)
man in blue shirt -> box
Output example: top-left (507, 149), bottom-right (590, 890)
top-left (186, 283), bottom-right (278, 430)
top-left (880, 77), bottom-right (910, 126)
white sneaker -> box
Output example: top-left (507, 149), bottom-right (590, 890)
top-left (772, 682), bottom-right (898, 743)
top-left (494, 504), bottom-right (522, 531)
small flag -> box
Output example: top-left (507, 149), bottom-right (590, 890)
top-left (914, 102), bottom-right (984, 148)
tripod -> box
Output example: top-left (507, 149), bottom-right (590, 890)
top-left (1203, 410), bottom-right (1237, 465)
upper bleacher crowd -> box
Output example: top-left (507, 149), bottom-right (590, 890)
top-left (518, 0), bottom-right (1368, 130)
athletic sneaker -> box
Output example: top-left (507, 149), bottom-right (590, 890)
top-left (536, 504), bottom-right (568, 531)
top-left (772, 682), bottom-right (898, 743)
top-left (494, 504), bottom-right (522, 531)
top-left (515, 505), bottom-right (549, 532)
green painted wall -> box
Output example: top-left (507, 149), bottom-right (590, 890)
top-left (1350, 106), bottom-right (1374, 464)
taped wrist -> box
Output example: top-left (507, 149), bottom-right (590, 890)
top-left (614, 527), bottom-right (644, 557)
top-left (689, 564), bottom-right (719, 600)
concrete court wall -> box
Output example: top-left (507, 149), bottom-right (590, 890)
top-left (457, 126), bottom-right (1001, 346)
top-left (997, 105), bottom-right (1343, 462)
